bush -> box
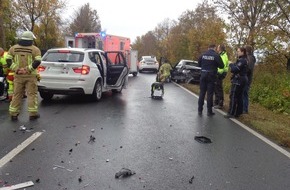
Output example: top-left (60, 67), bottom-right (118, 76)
top-left (250, 64), bottom-right (290, 114)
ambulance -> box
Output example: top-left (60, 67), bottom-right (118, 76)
top-left (65, 33), bottom-right (138, 76)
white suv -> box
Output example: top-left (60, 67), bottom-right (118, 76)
top-left (138, 56), bottom-right (159, 73)
top-left (38, 48), bottom-right (129, 101)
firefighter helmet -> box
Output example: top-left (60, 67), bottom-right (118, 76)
top-left (20, 31), bottom-right (36, 40)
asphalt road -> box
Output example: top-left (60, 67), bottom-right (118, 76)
top-left (0, 73), bottom-right (289, 190)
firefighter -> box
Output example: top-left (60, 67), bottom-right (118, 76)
top-left (224, 47), bottom-right (248, 118)
top-left (0, 48), bottom-right (8, 100)
top-left (158, 58), bottom-right (172, 83)
top-left (197, 44), bottom-right (224, 116)
top-left (6, 31), bottom-right (42, 121)
top-left (214, 44), bottom-right (229, 109)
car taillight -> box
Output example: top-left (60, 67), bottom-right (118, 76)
top-left (38, 65), bottom-right (46, 72)
top-left (73, 65), bottom-right (90, 75)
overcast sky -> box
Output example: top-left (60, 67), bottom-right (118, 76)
top-left (67, 0), bottom-right (203, 42)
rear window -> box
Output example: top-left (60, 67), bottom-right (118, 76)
top-left (143, 58), bottom-right (156, 62)
top-left (42, 51), bottom-right (84, 62)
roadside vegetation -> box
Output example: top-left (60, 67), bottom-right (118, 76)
top-left (182, 66), bottom-right (290, 148)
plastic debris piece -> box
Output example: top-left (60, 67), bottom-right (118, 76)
top-left (88, 135), bottom-right (96, 143)
top-left (0, 181), bottom-right (34, 190)
top-left (194, 136), bottom-right (212, 144)
top-left (75, 141), bottom-right (80, 146)
top-left (19, 125), bottom-right (26, 131)
top-left (115, 168), bottom-right (136, 179)
top-left (53, 164), bottom-right (65, 169)
top-left (78, 176), bottom-right (82, 183)
top-left (91, 129), bottom-right (95, 132)
top-left (189, 175), bottom-right (195, 184)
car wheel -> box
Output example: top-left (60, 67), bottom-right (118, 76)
top-left (132, 72), bottom-right (138, 77)
top-left (92, 80), bottom-right (102, 101)
top-left (40, 92), bottom-right (53, 101)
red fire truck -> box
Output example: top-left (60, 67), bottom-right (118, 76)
top-left (65, 33), bottom-right (138, 76)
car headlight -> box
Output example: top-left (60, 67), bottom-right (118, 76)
top-left (182, 70), bottom-right (190, 74)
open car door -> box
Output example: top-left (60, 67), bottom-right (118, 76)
top-left (104, 51), bottom-right (129, 88)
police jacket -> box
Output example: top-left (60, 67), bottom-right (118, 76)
top-left (198, 49), bottom-right (224, 75)
top-left (247, 54), bottom-right (256, 84)
top-left (229, 55), bottom-right (248, 85)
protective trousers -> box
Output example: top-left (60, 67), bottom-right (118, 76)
top-left (9, 75), bottom-right (38, 117)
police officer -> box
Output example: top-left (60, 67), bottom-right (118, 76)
top-left (198, 44), bottom-right (224, 116)
top-left (214, 44), bottom-right (229, 109)
top-left (243, 45), bottom-right (256, 114)
top-left (6, 31), bottom-right (42, 121)
top-left (225, 47), bottom-right (248, 118)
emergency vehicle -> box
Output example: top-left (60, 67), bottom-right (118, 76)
top-left (65, 33), bottom-right (138, 76)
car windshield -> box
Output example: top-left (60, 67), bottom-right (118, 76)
top-left (42, 51), bottom-right (84, 62)
top-left (176, 61), bottom-right (198, 68)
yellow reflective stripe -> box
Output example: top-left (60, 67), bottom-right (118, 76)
top-left (28, 96), bottom-right (38, 112)
top-left (9, 106), bottom-right (18, 112)
top-left (6, 54), bottom-right (13, 59)
top-left (28, 108), bottom-right (38, 112)
top-left (28, 64), bottom-right (34, 71)
top-left (35, 55), bottom-right (42, 61)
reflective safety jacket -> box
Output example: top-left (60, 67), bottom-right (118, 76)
top-left (0, 52), bottom-right (8, 75)
top-left (159, 63), bottom-right (172, 77)
top-left (217, 51), bottom-right (229, 74)
top-left (6, 44), bottom-right (41, 75)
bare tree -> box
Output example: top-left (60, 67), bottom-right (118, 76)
top-left (68, 3), bottom-right (101, 35)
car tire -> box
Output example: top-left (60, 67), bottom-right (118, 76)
top-left (132, 72), bottom-right (138, 77)
top-left (92, 80), bottom-right (102, 101)
top-left (40, 92), bottom-right (53, 101)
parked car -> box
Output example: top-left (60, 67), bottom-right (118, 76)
top-left (170, 59), bottom-right (201, 83)
top-left (37, 48), bottom-right (129, 101)
top-left (138, 56), bottom-right (159, 73)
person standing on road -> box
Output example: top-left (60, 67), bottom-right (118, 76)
top-left (158, 58), bottom-right (172, 83)
top-left (198, 44), bottom-right (224, 116)
top-left (6, 31), bottom-right (42, 121)
top-left (214, 44), bottom-right (229, 109)
top-left (225, 47), bottom-right (248, 118)
top-left (243, 45), bottom-right (256, 114)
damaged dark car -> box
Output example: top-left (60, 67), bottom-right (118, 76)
top-left (170, 59), bottom-right (201, 83)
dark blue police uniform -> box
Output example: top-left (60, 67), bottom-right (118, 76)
top-left (227, 55), bottom-right (248, 117)
top-left (198, 47), bottom-right (224, 116)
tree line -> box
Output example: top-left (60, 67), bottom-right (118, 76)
top-left (0, 0), bottom-right (289, 68)
top-left (132, 0), bottom-right (290, 68)
top-left (0, 0), bottom-right (101, 52)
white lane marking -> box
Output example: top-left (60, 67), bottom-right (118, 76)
top-left (175, 83), bottom-right (290, 159)
top-left (231, 118), bottom-right (290, 159)
top-left (0, 181), bottom-right (34, 190)
top-left (0, 132), bottom-right (43, 168)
